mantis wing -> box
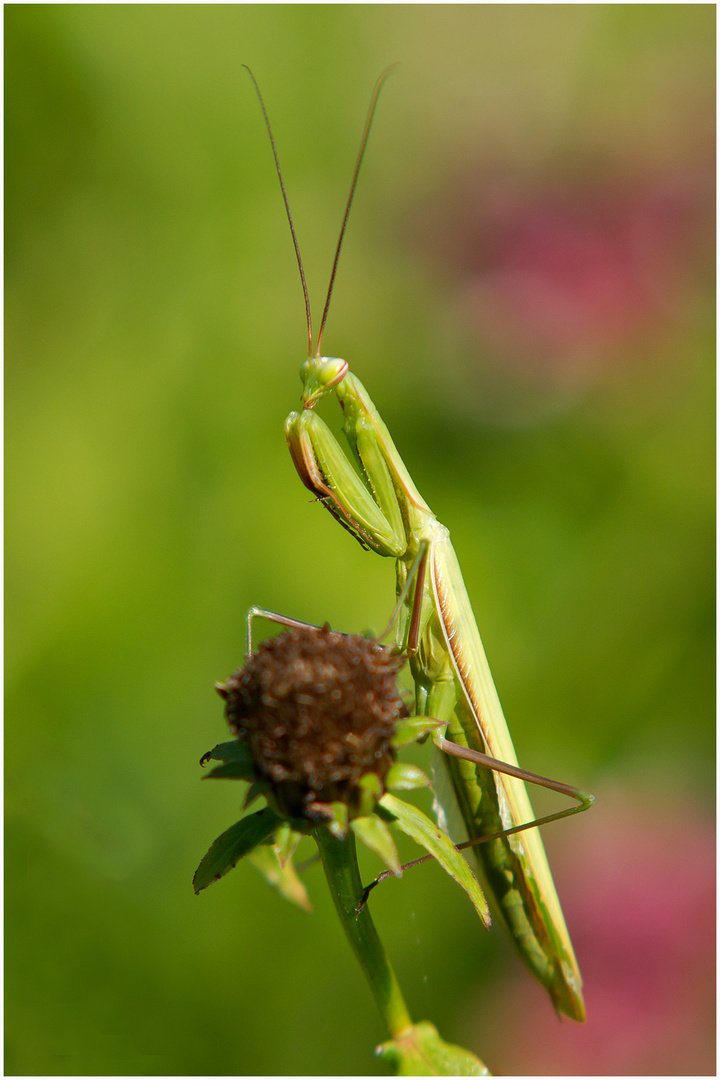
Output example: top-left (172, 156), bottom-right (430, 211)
top-left (430, 533), bottom-right (585, 1021)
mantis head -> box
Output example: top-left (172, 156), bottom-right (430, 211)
top-left (300, 355), bottom-right (349, 409)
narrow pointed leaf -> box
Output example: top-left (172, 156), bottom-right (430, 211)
top-left (378, 793), bottom-right (490, 926)
top-left (350, 814), bottom-right (401, 876)
top-left (200, 741), bottom-right (254, 767)
top-left (193, 807), bottom-right (281, 894)
top-left (247, 846), bottom-right (312, 912)
top-left (202, 759), bottom-right (256, 782)
top-left (357, 772), bottom-right (383, 817)
top-left (385, 762), bottom-right (430, 792)
top-left (320, 801), bottom-right (349, 840)
top-left (243, 780), bottom-right (268, 809)
top-left (272, 823), bottom-right (303, 867)
top-left (390, 717), bottom-right (445, 749)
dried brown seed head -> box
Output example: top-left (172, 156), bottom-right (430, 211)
top-left (222, 625), bottom-right (407, 818)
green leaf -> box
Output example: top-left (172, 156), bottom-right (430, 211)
top-left (202, 759), bottom-right (256, 782)
top-left (378, 793), bottom-right (490, 927)
top-left (200, 741), bottom-right (253, 767)
top-left (377, 1021), bottom-right (490, 1076)
top-left (272, 823), bottom-right (303, 866)
top-left (350, 814), bottom-right (401, 876)
top-left (321, 801), bottom-right (349, 840)
top-left (243, 780), bottom-right (268, 809)
top-left (192, 808), bottom-right (282, 893)
top-left (385, 762), bottom-right (430, 791)
top-left (247, 845), bottom-right (312, 912)
top-left (390, 717), bottom-right (444, 749)
top-left (356, 771), bottom-right (383, 816)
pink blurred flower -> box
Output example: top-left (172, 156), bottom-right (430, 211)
top-left (466, 786), bottom-right (715, 1074)
top-left (431, 170), bottom-right (712, 384)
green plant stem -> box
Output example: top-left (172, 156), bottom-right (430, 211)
top-left (315, 827), bottom-right (413, 1038)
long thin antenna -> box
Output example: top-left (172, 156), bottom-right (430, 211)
top-left (243, 65), bottom-right (313, 358)
top-left (315, 65), bottom-right (397, 358)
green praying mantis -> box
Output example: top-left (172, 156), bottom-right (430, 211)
top-left (245, 67), bottom-right (594, 1022)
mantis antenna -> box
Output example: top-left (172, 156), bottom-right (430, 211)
top-left (242, 65), bottom-right (313, 358)
top-left (243, 65), bottom-right (396, 359)
top-left (315, 65), bottom-right (397, 358)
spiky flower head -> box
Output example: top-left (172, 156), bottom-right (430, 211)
top-left (218, 624), bottom-right (406, 820)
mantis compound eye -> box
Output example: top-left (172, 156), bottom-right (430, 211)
top-left (317, 356), bottom-right (349, 386)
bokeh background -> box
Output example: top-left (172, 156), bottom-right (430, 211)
top-left (6, 6), bottom-right (714, 1076)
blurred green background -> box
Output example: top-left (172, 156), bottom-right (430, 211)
top-left (6, 5), bottom-right (714, 1075)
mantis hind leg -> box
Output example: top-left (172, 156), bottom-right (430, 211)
top-left (435, 734), bottom-right (594, 843)
top-left (361, 737), bottom-right (593, 902)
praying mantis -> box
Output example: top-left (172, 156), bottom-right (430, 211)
top-left (245, 67), bottom-right (593, 1022)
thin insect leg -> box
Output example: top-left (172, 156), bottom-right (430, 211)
top-left (358, 744), bottom-right (594, 909)
top-left (436, 735), bottom-right (594, 808)
top-left (405, 545), bottom-right (429, 656)
top-left (246, 605), bottom-right (323, 654)
top-left (359, 790), bottom-right (594, 910)
top-left (359, 788), bottom-right (595, 911)
top-left (376, 541), bottom-right (429, 647)
top-left (359, 854), bottom-right (433, 909)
